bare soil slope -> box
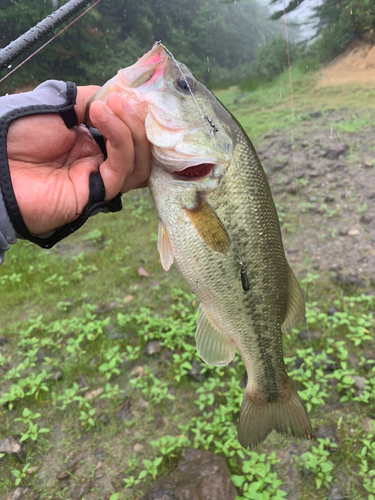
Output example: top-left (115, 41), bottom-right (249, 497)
top-left (320, 40), bottom-right (375, 86)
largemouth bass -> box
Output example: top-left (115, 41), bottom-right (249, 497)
top-left (89, 43), bottom-right (312, 448)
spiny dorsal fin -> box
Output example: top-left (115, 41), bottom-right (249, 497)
top-left (185, 195), bottom-right (230, 254)
top-left (157, 219), bottom-right (174, 271)
top-left (196, 304), bottom-right (235, 366)
top-left (281, 264), bottom-right (305, 334)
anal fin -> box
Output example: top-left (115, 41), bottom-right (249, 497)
top-left (281, 264), bottom-right (305, 334)
top-left (196, 304), bottom-right (235, 366)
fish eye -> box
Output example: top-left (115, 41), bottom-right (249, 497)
top-left (176, 76), bottom-right (195, 93)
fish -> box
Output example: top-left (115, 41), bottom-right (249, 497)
top-left (88, 42), bottom-right (312, 448)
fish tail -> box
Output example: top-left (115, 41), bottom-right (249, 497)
top-left (238, 381), bottom-right (312, 449)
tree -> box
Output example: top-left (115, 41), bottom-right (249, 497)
top-left (269, 0), bottom-right (307, 21)
top-left (0, 0), bottom-right (284, 91)
top-left (271, 0), bottom-right (375, 44)
top-left (251, 35), bottom-right (301, 81)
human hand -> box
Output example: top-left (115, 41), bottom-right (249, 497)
top-left (7, 86), bottom-right (150, 235)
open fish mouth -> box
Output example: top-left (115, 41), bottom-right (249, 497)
top-left (174, 163), bottom-right (214, 180)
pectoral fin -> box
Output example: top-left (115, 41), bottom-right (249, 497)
top-left (281, 265), bottom-right (305, 333)
top-left (196, 305), bottom-right (235, 366)
top-left (157, 220), bottom-right (174, 271)
top-left (185, 196), bottom-right (230, 254)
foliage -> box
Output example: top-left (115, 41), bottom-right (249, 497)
top-left (269, 0), bottom-right (307, 21)
top-left (11, 462), bottom-right (31, 487)
top-left (346, 0), bottom-right (375, 42)
top-left (294, 438), bottom-right (337, 489)
top-left (250, 35), bottom-right (302, 82)
top-left (0, 0), bottom-right (284, 91)
top-left (315, 0), bottom-right (375, 46)
top-left (359, 423), bottom-right (375, 499)
top-left (14, 407), bottom-right (50, 442)
top-left (1, 199), bottom-right (375, 498)
top-left (231, 452), bottom-right (286, 499)
top-left (271, 0), bottom-right (375, 62)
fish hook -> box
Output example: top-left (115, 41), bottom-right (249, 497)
top-left (204, 115), bottom-right (219, 133)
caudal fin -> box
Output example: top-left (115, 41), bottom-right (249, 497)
top-left (238, 385), bottom-right (312, 449)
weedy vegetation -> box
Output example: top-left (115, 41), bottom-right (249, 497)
top-left (1, 71), bottom-right (375, 499)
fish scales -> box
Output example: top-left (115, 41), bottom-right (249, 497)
top-left (188, 123), bottom-right (288, 396)
top-left (89, 43), bottom-right (312, 448)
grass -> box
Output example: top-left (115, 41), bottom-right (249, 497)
top-left (1, 68), bottom-right (375, 499)
top-left (216, 64), bottom-right (375, 139)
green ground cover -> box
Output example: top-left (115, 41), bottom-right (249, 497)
top-left (0, 70), bottom-right (374, 499)
top-left (216, 64), bottom-right (375, 138)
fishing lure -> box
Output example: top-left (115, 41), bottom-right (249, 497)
top-left (239, 262), bottom-right (250, 292)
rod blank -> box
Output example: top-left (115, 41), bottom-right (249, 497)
top-left (0, 0), bottom-right (93, 73)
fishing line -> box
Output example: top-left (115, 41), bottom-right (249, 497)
top-left (0, 0), bottom-right (102, 85)
top-left (157, 42), bottom-right (219, 152)
top-left (282, 1), bottom-right (295, 123)
top-left (282, 0), bottom-right (316, 342)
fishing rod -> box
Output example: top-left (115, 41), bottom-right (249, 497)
top-left (0, 0), bottom-right (94, 73)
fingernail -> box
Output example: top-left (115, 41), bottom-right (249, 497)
top-left (122, 100), bottom-right (135, 114)
top-left (102, 103), bottom-right (114, 115)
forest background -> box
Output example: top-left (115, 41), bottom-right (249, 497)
top-left (1, 0), bottom-right (375, 93)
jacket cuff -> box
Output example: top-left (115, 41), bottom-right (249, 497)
top-left (0, 184), bottom-right (16, 265)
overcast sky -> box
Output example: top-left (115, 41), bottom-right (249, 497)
top-left (259, 0), bottom-right (322, 41)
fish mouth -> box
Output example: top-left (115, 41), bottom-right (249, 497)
top-left (174, 163), bottom-right (214, 180)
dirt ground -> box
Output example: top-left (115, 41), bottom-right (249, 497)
top-left (320, 39), bottom-right (375, 86)
top-left (257, 107), bottom-right (375, 293)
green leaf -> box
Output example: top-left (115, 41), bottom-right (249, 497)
top-left (143, 459), bottom-right (152, 468)
top-left (231, 475), bottom-right (246, 487)
top-left (138, 470), bottom-right (148, 480)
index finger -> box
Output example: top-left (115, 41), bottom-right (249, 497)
top-left (75, 86), bottom-right (101, 124)
top-left (88, 96), bottom-right (150, 200)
